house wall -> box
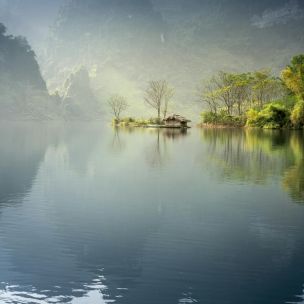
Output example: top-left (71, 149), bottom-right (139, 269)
top-left (164, 120), bottom-right (181, 127)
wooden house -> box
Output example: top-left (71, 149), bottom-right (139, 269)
top-left (163, 114), bottom-right (191, 128)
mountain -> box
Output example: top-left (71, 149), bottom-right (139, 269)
top-left (37, 0), bottom-right (304, 117)
top-left (1, 0), bottom-right (303, 118)
top-left (0, 22), bottom-right (102, 120)
top-left (0, 23), bottom-right (53, 119)
top-left (61, 66), bottom-right (102, 119)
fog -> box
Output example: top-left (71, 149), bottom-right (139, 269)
top-left (0, 0), bottom-right (304, 120)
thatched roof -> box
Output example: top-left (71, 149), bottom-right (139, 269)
top-left (163, 114), bottom-right (191, 122)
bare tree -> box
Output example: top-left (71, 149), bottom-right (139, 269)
top-left (108, 94), bottom-right (128, 121)
top-left (212, 71), bottom-right (235, 115)
top-left (197, 81), bottom-right (219, 114)
top-left (162, 86), bottom-right (174, 119)
top-left (144, 80), bottom-right (174, 121)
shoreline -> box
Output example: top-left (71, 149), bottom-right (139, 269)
top-left (113, 123), bottom-right (191, 129)
top-left (197, 123), bottom-right (304, 130)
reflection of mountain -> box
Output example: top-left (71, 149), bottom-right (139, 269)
top-left (0, 123), bottom-right (49, 207)
top-left (0, 124), bottom-right (162, 302)
top-left (200, 128), bottom-right (304, 202)
top-left (1, 126), bottom-right (304, 304)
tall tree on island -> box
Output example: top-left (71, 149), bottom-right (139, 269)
top-left (144, 80), bottom-right (174, 122)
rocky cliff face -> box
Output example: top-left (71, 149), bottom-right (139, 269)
top-left (0, 23), bottom-right (53, 119)
top-left (61, 67), bottom-right (102, 120)
top-left (0, 22), bottom-right (102, 120)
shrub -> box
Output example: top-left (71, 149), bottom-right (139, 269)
top-left (291, 100), bottom-right (304, 128)
top-left (246, 103), bottom-right (289, 128)
top-left (148, 117), bottom-right (163, 125)
top-left (201, 111), bottom-right (218, 124)
top-left (112, 118), bottom-right (119, 124)
top-left (246, 109), bottom-right (260, 127)
top-left (201, 110), bottom-right (245, 127)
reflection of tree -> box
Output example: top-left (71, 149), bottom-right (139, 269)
top-left (283, 163), bottom-right (304, 202)
top-left (162, 128), bottom-right (188, 140)
top-left (145, 128), bottom-right (189, 168)
top-left (146, 129), bottom-right (167, 168)
top-left (200, 128), bottom-right (304, 202)
top-left (109, 127), bottom-right (126, 154)
top-left (282, 133), bottom-right (304, 202)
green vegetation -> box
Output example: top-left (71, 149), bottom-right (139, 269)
top-left (291, 100), bottom-right (304, 128)
top-left (200, 128), bottom-right (304, 202)
top-left (112, 117), bottom-right (164, 127)
top-left (201, 110), bottom-right (246, 127)
top-left (200, 54), bottom-right (304, 129)
top-left (246, 102), bottom-right (290, 129)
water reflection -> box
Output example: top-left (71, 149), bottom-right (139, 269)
top-left (0, 273), bottom-right (108, 304)
top-left (109, 127), bottom-right (126, 155)
top-left (111, 127), bottom-right (190, 168)
top-left (0, 124), bottom-right (304, 304)
top-left (200, 128), bottom-right (304, 202)
top-left (0, 122), bottom-right (53, 208)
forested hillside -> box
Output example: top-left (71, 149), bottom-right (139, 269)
top-left (0, 23), bottom-right (53, 119)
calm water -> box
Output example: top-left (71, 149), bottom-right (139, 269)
top-left (0, 123), bottom-right (304, 304)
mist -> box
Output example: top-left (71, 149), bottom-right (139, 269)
top-left (0, 0), bottom-right (304, 120)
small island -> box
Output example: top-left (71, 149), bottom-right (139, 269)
top-left (108, 80), bottom-right (191, 129)
top-left (113, 114), bottom-right (191, 129)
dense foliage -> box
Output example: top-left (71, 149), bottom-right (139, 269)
top-left (200, 55), bottom-right (304, 129)
top-left (291, 100), bottom-right (304, 128)
top-left (201, 111), bottom-right (246, 127)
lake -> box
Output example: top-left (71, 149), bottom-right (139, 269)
top-left (0, 122), bottom-right (304, 304)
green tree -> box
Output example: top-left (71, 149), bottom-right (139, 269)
top-left (251, 70), bottom-right (284, 109)
top-left (281, 54), bottom-right (304, 100)
top-left (197, 81), bottom-right (219, 114)
top-left (246, 102), bottom-right (289, 129)
top-left (230, 73), bottom-right (251, 115)
top-left (291, 100), bottom-right (304, 128)
top-left (212, 71), bottom-right (235, 115)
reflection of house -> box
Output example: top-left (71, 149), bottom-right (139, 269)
top-left (163, 114), bottom-right (191, 128)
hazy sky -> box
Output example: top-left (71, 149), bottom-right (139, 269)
top-left (1, 0), bottom-right (304, 46)
top-left (1, 0), bottom-right (303, 116)
top-left (0, 0), bottom-right (62, 45)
